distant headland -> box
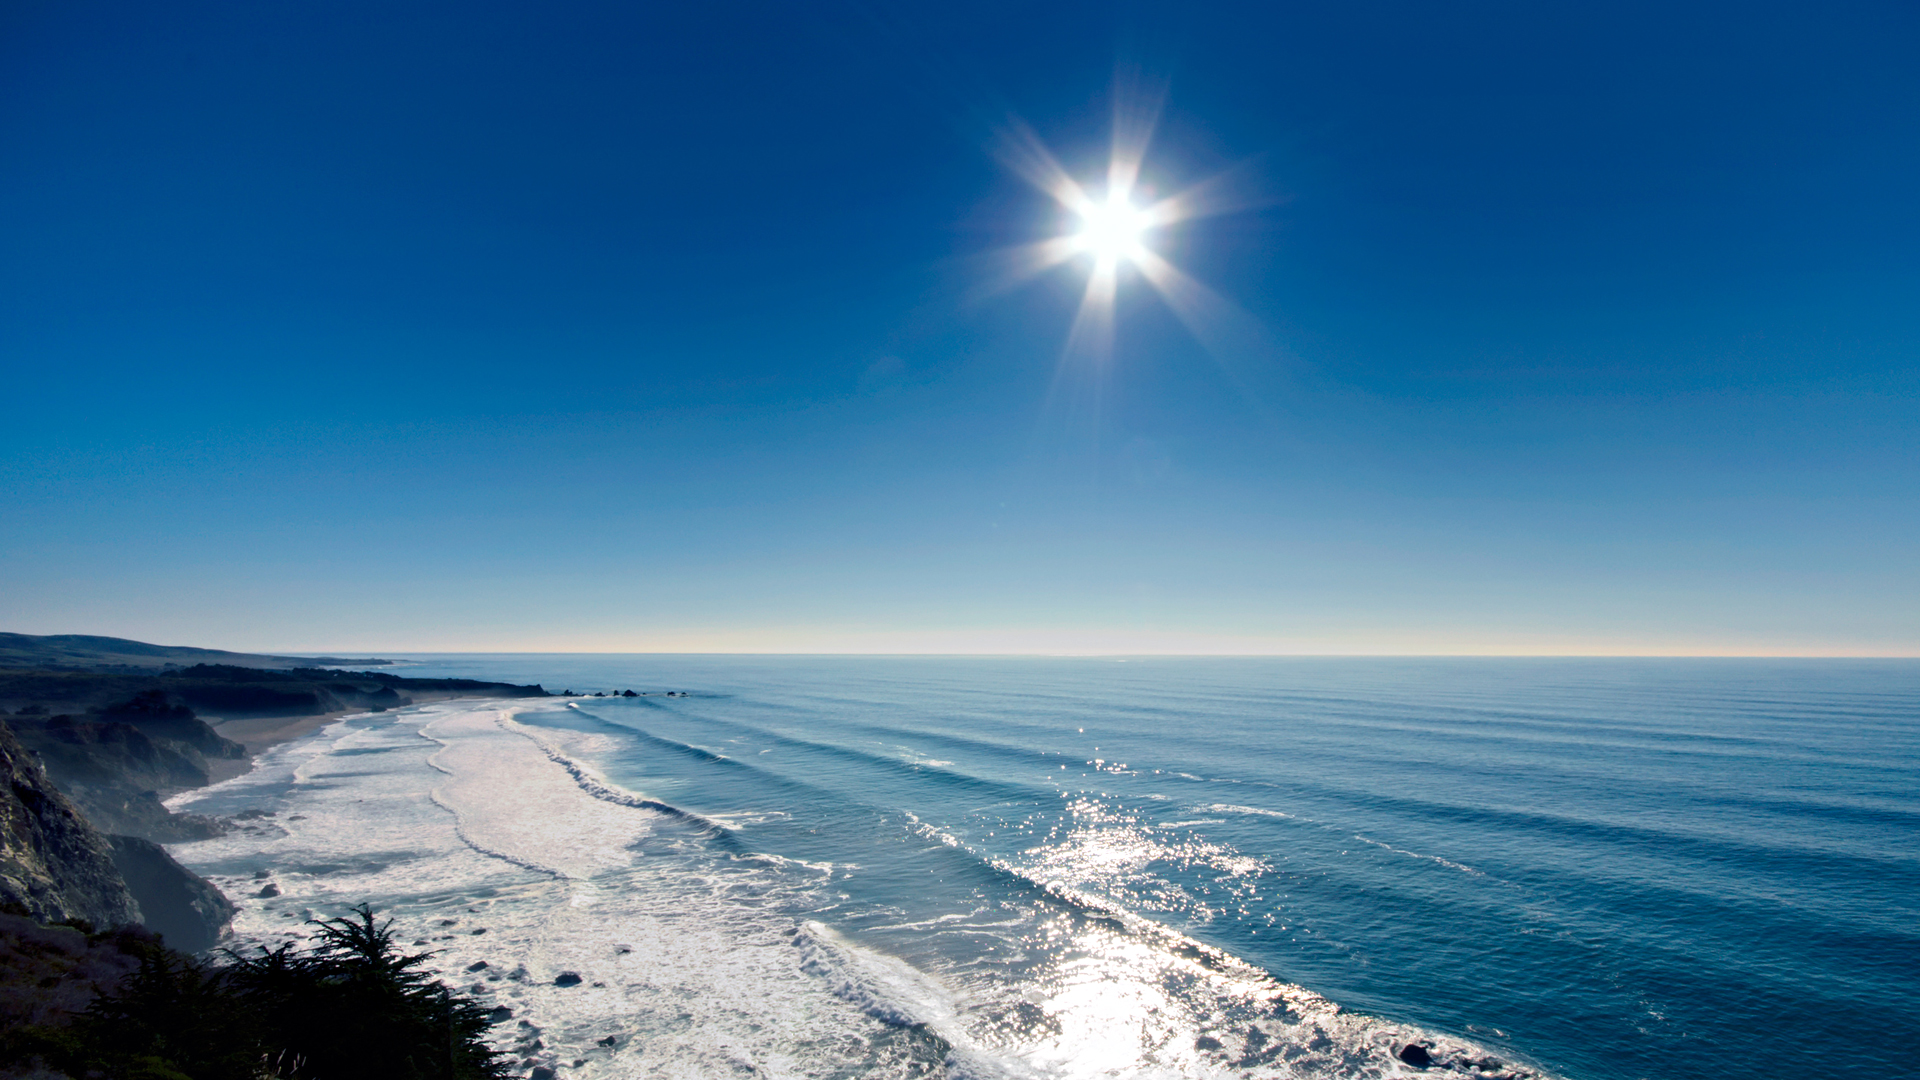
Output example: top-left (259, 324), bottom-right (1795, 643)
top-left (0, 631), bottom-right (395, 672)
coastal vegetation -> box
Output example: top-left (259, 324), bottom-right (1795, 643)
top-left (1, 905), bottom-right (507, 1079)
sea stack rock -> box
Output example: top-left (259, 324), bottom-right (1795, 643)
top-left (0, 720), bottom-right (142, 928)
top-left (1398, 1043), bottom-right (1434, 1068)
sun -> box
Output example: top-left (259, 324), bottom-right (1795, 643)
top-left (1073, 193), bottom-right (1149, 264)
top-left (990, 94), bottom-right (1260, 365)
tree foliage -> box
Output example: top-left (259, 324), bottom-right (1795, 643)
top-left (7, 905), bottom-right (508, 1080)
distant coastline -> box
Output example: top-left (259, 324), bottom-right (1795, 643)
top-left (0, 631), bottom-right (394, 672)
top-left (0, 631), bottom-right (551, 956)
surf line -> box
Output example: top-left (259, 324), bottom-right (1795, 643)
top-left (412, 707), bottom-right (571, 881)
top-left (493, 707), bottom-right (734, 841)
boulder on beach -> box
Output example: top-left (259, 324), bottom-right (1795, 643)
top-left (553, 971), bottom-right (583, 987)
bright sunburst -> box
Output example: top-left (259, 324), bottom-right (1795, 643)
top-left (992, 90), bottom-right (1263, 368)
top-left (1072, 192), bottom-right (1150, 265)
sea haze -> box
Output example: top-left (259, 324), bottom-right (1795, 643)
top-left (169, 657), bottom-right (1919, 1079)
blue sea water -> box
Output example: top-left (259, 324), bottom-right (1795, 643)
top-left (172, 657), bottom-right (1919, 1079)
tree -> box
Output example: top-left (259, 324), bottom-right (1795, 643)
top-left (8, 906), bottom-right (508, 1080)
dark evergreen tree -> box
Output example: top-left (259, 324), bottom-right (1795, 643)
top-left (72, 947), bottom-right (259, 1080)
top-left (228, 905), bottom-right (507, 1080)
top-left (6, 906), bottom-right (508, 1080)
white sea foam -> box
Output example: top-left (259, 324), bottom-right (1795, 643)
top-left (168, 701), bottom-right (1546, 1079)
top-left (168, 703), bottom-right (959, 1077)
top-left (1200, 803), bottom-right (1300, 821)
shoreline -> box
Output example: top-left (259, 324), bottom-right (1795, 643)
top-left (165, 694), bottom-right (1538, 1080)
top-left (201, 690), bottom-right (532, 785)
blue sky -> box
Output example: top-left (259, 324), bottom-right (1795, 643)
top-left (2, 0), bottom-right (1916, 654)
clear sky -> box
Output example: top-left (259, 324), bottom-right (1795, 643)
top-left (3, 0), bottom-right (1916, 655)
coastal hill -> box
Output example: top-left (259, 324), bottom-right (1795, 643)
top-left (0, 632), bottom-right (392, 671)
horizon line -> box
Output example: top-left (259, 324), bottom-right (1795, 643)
top-left (282, 649), bottom-right (1920, 660)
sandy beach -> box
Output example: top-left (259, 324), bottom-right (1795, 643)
top-left (201, 689), bottom-right (548, 784)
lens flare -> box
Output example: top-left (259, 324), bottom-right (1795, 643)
top-left (1073, 193), bottom-right (1149, 265)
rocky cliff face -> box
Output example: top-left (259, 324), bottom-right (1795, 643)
top-left (105, 835), bottom-right (235, 952)
top-left (0, 721), bottom-right (236, 953)
top-left (0, 721), bottom-right (141, 930)
top-left (0, 913), bottom-right (154, 1033)
top-left (12, 717), bottom-right (229, 841)
top-left (7, 690), bottom-right (239, 841)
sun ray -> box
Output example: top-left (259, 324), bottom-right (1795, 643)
top-left (1132, 247), bottom-right (1288, 405)
top-left (993, 119), bottom-right (1095, 216)
top-left (963, 236), bottom-right (1088, 304)
top-left (1105, 70), bottom-right (1167, 202)
top-left (1064, 257), bottom-right (1118, 364)
top-left (1131, 248), bottom-right (1243, 346)
top-left (1140, 160), bottom-right (1276, 229)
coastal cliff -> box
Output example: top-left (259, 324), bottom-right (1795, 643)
top-left (103, 835), bottom-right (234, 952)
top-left (0, 721), bottom-right (140, 930)
top-left (1, 664), bottom-right (550, 841)
top-left (10, 691), bottom-right (240, 841)
top-left (0, 718), bottom-right (236, 952)
top-left (0, 635), bottom-right (551, 962)
top-left (0, 631), bottom-right (390, 671)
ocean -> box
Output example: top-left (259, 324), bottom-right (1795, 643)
top-left (166, 657), bottom-right (1920, 1080)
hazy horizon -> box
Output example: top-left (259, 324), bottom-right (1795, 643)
top-left (14, 628), bottom-right (1919, 659)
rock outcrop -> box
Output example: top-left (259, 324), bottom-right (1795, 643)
top-left (104, 835), bottom-right (235, 952)
top-left (0, 720), bottom-right (236, 950)
top-left (0, 721), bottom-right (141, 929)
top-left (8, 700), bottom-right (235, 841)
